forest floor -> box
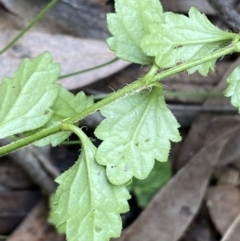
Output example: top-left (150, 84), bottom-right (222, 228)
top-left (0, 1), bottom-right (240, 241)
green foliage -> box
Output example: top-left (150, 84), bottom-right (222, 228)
top-left (107, 0), bottom-right (237, 76)
top-left (107, 0), bottom-right (163, 65)
top-left (49, 128), bottom-right (130, 241)
top-left (141, 7), bottom-right (235, 75)
top-left (1, 1), bottom-right (240, 241)
top-left (95, 85), bottom-right (181, 185)
top-left (0, 52), bottom-right (60, 138)
top-left (33, 89), bottom-right (93, 146)
top-left (131, 161), bottom-right (172, 208)
top-left (225, 66), bottom-right (240, 110)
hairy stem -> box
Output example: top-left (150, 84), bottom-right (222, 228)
top-left (0, 0), bottom-right (59, 55)
top-left (152, 42), bottom-right (237, 82)
top-left (0, 42), bottom-right (238, 156)
top-left (0, 125), bottom-right (61, 156)
top-left (61, 123), bottom-right (85, 141)
top-left (63, 64), bottom-right (159, 124)
top-left (0, 66), bottom-right (157, 156)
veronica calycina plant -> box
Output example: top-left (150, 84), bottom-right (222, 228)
top-left (1, 0), bottom-right (240, 240)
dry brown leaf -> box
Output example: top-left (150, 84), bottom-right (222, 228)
top-left (203, 117), bottom-right (240, 169)
top-left (0, 139), bottom-right (57, 194)
top-left (216, 117), bottom-right (240, 167)
top-left (0, 30), bottom-right (129, 89)
top-left (204, 116), bottom-right (240, 144)
top-left (0, 156), bottom-right (34, 190)
top-left (0, 0), bottom-right (111, 39)
top-left (114, 126), bottom-right (240, 241)
top-left (176, 57), bottom-right (240, 170)
top-left (0, 191), bottom-right (40, 234)
top-left (7, 201), bottom-right (66, 241)
top-left (180, 205), bottom-right (216, 241)
top-left (175, 114), bottom-right (213, 170)
top-left (206, 185), bottom-right (240, 235)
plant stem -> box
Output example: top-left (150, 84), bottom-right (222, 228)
top-left (89, 90), bottom-right (224, 100)
top-left (58, 57), bottom-right (119, 79)
top-left (0, 0), bottom-right (59, 55)
top-left (61, 123), bottom-right (84, 141)
top-left (64, 44), bottom-right (236, 125)
top-left (152, 43), bottom-right (236, 82)
top-left (63, 64), bottom-right (159, 124)
top-left (0, 125), bottom-right (61, 156)
top-left (0, 43), bottom-right (237, 156)
top-left (0, 66), bottom-right (157, 156)
top-left (63, 79), bottom-right (145, 123)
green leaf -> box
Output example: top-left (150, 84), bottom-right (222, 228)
top-left (0, 52), bottom-right (60, 138)
top-left (33, 89), bottom-right (93, 146)
top-left (49, 130), bottom-right (130, 241)
top-left (131, 161), bottom-right (172, 208)
top-left (107, 0), bottom-right (163, 65)
top-left (141, 7), bottom-right (235, 75)
top-left (95, 85), bottom-right (181, 185)
top-left (225, 65), bottom-right (240, 110)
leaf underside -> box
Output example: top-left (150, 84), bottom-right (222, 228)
top-left (95, 85), bottom-right (181, 185)
top-left (49, 131), bottom-right (130, 241)
top-left (2, 2), bottom-right (237, 241)
top-left (107, 0), bottom-right (163, 65)
top-left (0, 52), bottom-right (60, 138)
top-left (141, 7), bottom-right (234, 75)
top-left (33, 89), bottom-right (93, 146)
top-left (225, 65), bottom-right (240, 111)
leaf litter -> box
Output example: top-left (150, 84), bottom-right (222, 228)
top-left (1, 0), bottom-right (238, 241)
